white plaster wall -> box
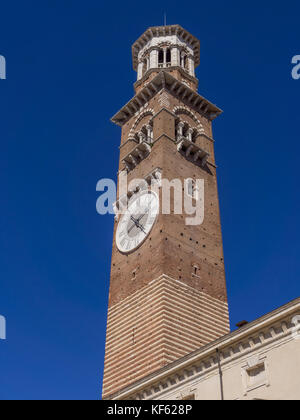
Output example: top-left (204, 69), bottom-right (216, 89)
top-left (156, 335), bottom-right (300, 400)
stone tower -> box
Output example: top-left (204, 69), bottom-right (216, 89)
top-left (102, 25), bottom-right (230, 399)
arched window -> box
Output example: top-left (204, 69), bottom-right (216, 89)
top-left (183, 55), bottom-right (188, 69)
top-left (182, 122), bottom-right (189, 138)
top-left (134, 124), bottom-right (153, 145)
top-left (181, 52), bottom-right (188, 70)
top-left (191, 130), bottom-right (197, 143)
top-left (134, 132), bottom-right (140, 143)
top-left (142, 59), bottom-right (147, 76)
top-left (187, 127), bottom-right (197, 143)
top-left (141, 126), bottom-right (148, 138)
top-left (166, 48), bottom-right (171, 66)
top-left (176, 120), bottom-right (198, 143)
top-left (158, 49), bottom-right (164, 66)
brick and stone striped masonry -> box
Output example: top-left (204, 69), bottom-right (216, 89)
top-left (102, 274), bottom-right (229, 398)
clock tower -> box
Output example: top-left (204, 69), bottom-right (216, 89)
top-left (102, 25), bottom-right (230, 399)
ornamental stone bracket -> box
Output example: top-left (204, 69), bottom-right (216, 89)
top-left (177, 137), bottom-right (209, 168)
top-left (122, 141), bottom-right (152, 172)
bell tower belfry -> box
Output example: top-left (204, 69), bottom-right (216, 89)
top-left (133, 25), bottom-right (199, 92)
top-left (102, 25), bottom-right (230, 399)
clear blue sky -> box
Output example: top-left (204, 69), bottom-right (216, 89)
top-left (0, 0), bottom-right (299, 400)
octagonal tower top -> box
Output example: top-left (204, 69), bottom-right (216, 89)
top-left (132, 25), bottom-right (200, 83)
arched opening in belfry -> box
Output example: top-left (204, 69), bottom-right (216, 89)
top-left (175, 118), bottom-right (199, 143)
top-left (142, 59), bottom-right (147, 76)
top-left (166, 48), bottom-right (171, 66)
top-left (133, 123), bottom-right (153, 145)
top-left (182, 122), bottom-right (189, 138)
top-left (141, 125), bottom-right (148, 139)
top-left (180, 52), bottom-right (188, 71)
top-left (158, 49), bottom-right (164, 67)
top-left (183, 55), bottom-right (187, 69)
top-left (184, 56), bottom-right (188, 70)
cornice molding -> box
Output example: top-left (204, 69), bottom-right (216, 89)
top-left (111, 71), bottom-right (222, 126)
top-left (134, 66), bottom-right (198, 91)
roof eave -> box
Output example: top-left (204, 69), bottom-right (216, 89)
top-left (111, 71), bottom-right (222, 126)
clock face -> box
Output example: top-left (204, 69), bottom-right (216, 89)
top-left (116, 190), bottom-right (159, 254)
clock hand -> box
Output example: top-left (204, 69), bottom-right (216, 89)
top-left (136, 200), bottom-right (155, 223)
top-left (136, 212), bottom-right (147, 223)
top-left (131, 215), bottom-right (138, 224)
top-left (128, 215), bottom-right (147, 233)
top-left (135, 220), bottom-right (147, 234)
top-left (127, 215), bottom-right (138, 234)
top-left (137, 223), bottom-right (146, 235)
top-left (130, 213), bottom-right (146, 232)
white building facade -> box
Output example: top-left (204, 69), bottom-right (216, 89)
top-left (106, 298), bottom-right (300, 401)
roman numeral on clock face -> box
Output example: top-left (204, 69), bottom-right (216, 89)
top-left (120, 238), bottom-right (127, 248)
top-left (119, 230), bottom-right (126, 238)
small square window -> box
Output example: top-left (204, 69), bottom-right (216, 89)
top-left (242, 358), bottom-right (269, 395)
top-left (247, 363), bottom-right (266, 387)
